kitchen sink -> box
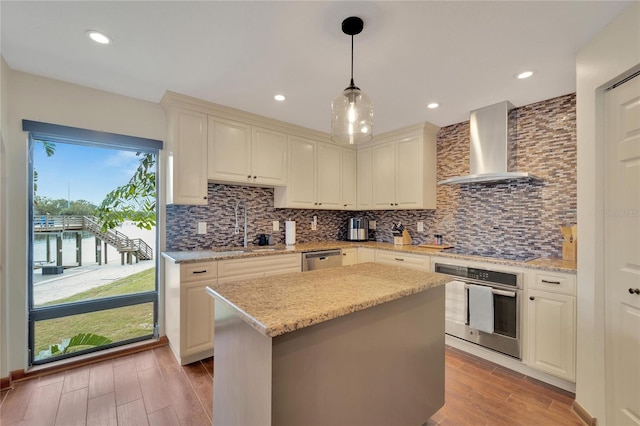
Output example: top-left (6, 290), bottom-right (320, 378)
top-left (210, 250), bottom-right (246, 257)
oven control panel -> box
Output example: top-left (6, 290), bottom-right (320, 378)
top-left (435, 263), bottom-right (521, 288)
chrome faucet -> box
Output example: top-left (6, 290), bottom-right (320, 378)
top-left (234, 199), bottom-right (247, 248)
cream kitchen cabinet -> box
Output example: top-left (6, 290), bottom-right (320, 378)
top-left (164, 107), bottom-right (209, 205)
top-left (526, 271), bottom-right (576, 381)
top-left (341, 148), bottom-right (357, 210)
top-left (275, 138), bottom-right (353, 209)
top-left (165, 260), bottom-right (217, 364)
top-left (357, 247), bottom-right (376, 263)
top-left (370, 124), bottom-right (438, 210)
top-left (217, 253), bottom-right (301, 284)
top-left (356, 147), bottom-right (373, 210)
top-left (208, 117), bottom-right (287, 187)
top-left (374, 249), bottom-right (430, 271)
top-left (341, 247), bottom-right (358, 266)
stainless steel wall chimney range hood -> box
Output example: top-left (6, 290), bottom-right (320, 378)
top-left (438, 101), bottom-right (541, 185)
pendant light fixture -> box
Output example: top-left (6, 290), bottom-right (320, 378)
top-left (331, 16), bottom-right (373, 145)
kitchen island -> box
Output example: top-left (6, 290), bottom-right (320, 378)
top-left (205, 262), bottom-right (450, 426)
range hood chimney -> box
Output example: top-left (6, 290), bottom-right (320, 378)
top-left (438, 101), bottom-right (541, 185)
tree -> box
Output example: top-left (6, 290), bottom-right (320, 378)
top-left (94, 152), bottom-right (156, 231)
top-left (33, 140), bottom-right (56, 195)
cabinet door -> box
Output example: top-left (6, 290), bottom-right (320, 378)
top-left (357, 147), bottom-right (373, 209)
top-left (208, 117), bottom-right (252, 183)
top-left (170, 109), bottom-right (208, 205)
top-left (342, 148), bottom-right (357, 210)
top-left (357, 247), bottom-right (376, 263)
top-left (372, 142), bottom-right (396, 209)
top-left (341, 248), bottom-right (358, 266)
top-left (286, 137), bottom-right (317, 208)
top-left (527, 290), bottom-right (576, 381)
top-left (182, 281), bottom-right (215, 356)
top-left (316, 142), bottom-right (342, 209)
top-left (252, 127), bottom-right (287, 186)
top-left (395, 136), bottom-right (423, 208)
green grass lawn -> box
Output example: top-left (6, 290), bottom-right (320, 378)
top-left (35, 267), bottom-right (156, 359)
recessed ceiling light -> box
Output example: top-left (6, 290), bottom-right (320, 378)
top-left (86, 30), bottom-right (111, 45)
top-left (427, 102), bottom-right (439, 109)
top-left (516, 70), bottom-right (534, 79)
top-left (274, 94), bottom-right (286, 101)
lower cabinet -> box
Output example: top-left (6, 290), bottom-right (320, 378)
top-left (357, 247), bottom-right (376, 263)
top-left (526, 289), bottom-right (576, 381)
top-left (217, 253), bottom-right (301, 284)
top-left (341, 248), bottom-right (357, 266)
top-left (374, 249), bottom-right (430, 271)
top-left (165, 260), bottom-right (217, 365)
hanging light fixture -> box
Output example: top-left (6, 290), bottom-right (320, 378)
top-left (331, 16), bottom-right (373, 145)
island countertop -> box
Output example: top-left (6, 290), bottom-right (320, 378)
top-left (205, 263), bottom-right (451, 338)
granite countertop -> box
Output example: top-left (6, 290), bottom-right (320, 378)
top-left (205, 263), bottom-right (451, 338)
top-left (162, 241), bottom-right (577, 273)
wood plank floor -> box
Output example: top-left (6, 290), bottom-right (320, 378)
top-left (1, 345), bottom-right (584, 425)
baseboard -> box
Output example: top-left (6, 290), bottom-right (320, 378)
top-left (573, 400), bottom-right (597, 426)
top-left (12, 336), bottom-right (168, 383)
top-left (0, 375), bottom-right (11, 391)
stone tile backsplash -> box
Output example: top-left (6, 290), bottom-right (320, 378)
top-left (167, 93), bottom-right (576, 259)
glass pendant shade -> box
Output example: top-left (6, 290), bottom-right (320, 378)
top-left (331, 85), bottom-right (373, 145)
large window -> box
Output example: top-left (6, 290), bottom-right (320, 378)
top-left (24, 120), bottom-right (162, 364)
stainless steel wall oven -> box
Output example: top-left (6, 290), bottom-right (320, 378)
top-left (434, 262), bottom-right (522, 359)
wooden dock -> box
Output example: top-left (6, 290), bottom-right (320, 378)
top-left (34, 215), bottom-right (153, 269)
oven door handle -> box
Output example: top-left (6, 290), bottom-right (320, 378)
top-left (464, 284), bottom-right (516, 298)
top-left (491, 289), bottom-right (517, 298)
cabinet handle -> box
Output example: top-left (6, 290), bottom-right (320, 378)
top-left (192, 270), bottom-right (207, 274)
top-left (541, 279), bottom-right (561, 285)
top-left (203, 196), bottom-right (208, 200)
top-left (319, 203), bottom-right (322, 206)
top-left (247, 175), bottom-right (252, 178)
top-left (629, 288), bottom-right (640, 295)
top-left (344, 204), bottom-right (347, 207)
top-left (395, 203), bottom-right (398, 206)
top-left (529, 296), bottom-right (535, 301)
top-left (390, 203), bottom-right (394, 206)
top-left (342, 253), bottom-right (347, 256)
top-left (394, 258), bottom-right (405, 261)
top-left (253, 176), bottom-right (257, 179)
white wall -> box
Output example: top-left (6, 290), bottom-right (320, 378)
top-left (575, 3), bottom-right (640, 422)
top-left (2, 68), bottom-right (165, 375)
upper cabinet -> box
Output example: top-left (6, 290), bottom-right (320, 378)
top-left (162, 91), bottom-right (439, 209)
top-left (274, 138), bottom-right (356, 209)
top-left (208, 117), bottom-right (287, 186)
top-left (368, 123), bottom-right (439, 210)
top-left (165, 107), bottom-right (209, 205)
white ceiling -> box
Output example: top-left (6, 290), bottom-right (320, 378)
top-left (0, 1), bottom-right (634, 134)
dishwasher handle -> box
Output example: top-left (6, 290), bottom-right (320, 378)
top-left (303, 250), bottom-right (342, 259)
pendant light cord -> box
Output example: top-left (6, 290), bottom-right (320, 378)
top-left (350, 35), bottom-right (355, 87)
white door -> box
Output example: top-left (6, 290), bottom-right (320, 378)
top-left (605, 74), bottom-right (640, 426)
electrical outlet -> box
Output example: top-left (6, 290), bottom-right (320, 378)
top-left (311, 222), bottom-right (317, 231)
top-left (417, 221), bottom-right (424, 233)
top-left (369, 220), bottom-right (376, 230)
top-left (197, 222), bottom-right (207, 234)
top-left (272, 221), bottom-right (280, 231)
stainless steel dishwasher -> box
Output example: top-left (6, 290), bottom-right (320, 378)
top-left (302, 250), bottom-right (343, 271)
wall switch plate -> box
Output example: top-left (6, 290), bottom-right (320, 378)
top-left (369, 220), bottom-right (376, 230)
top-left (417, 221), bottom-right (424, 233)
top-left (197, 222), bottom-right (207, 234)
top-left (272, 221), bottom-right (279, 231)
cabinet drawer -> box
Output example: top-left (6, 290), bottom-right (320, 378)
top-left (533, 272), bottom-right (576, 295)
top-left (181, 261), bottom-right (218, 283)
top-left (374, 250), bottom-right (430, 271)
top-left (218, 253), bottom-right (301, 278)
